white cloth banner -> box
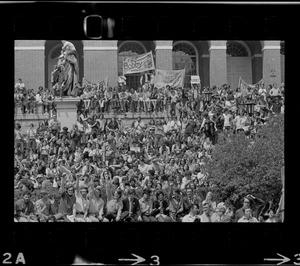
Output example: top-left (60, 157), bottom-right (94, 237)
top-left (123, 51), bottom-right (155, 75)
top-left (238, 77), bottom-right (264, 96)
top-left (153, 69), bottom-right (185, 89)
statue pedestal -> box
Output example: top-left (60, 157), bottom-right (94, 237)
top-left (54, 97), bottom-right (80, 130)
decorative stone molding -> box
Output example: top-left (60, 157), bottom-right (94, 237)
top-left (15, 47), bottom-right (45, 50)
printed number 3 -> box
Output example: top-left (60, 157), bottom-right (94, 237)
top-left (150, 255), bottom-right (160, 265)
top-left (295, 254), bottom-right (300, 265)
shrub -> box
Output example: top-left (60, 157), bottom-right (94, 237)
top-left (205, 114), bottom-right (284, 209)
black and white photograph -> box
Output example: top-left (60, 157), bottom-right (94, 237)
top-left (3, 1), bottom-right (299, 265)
top-left (13, 39), bottom-right (285, 224)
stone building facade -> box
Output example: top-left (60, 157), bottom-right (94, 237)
top-left (15, 40), bottom-right (285, 92)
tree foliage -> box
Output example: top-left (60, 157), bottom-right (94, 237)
top-left (205, 114), bottom-right (284, 209)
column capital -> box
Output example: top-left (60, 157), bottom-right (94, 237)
top-left (155, 40), bottom-right (173, 51)
top-left (261, 40), bottom-right (281, 52)
top-left (15, 40), bottom-right (46, 50)
top-left (208, 40), bottom-right (227, 52)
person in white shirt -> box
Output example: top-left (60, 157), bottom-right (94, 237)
top-left (223, 108), bottom-right (232, 131)
top-left (87, 176), bottom-right (108, 222)
top-left (264, 209), bottom-right (278, 223)
top-left (182, 203), bottom-right (201, 222)
top-left (269, 83), bottom-right (280, 97)
top-left (197, 167), bottom-right (207, 186)
top-left (200, 202), bottom-right (218, 222)
top-left (35, 91), bottom-right (43, 104)
top-left (83, 121), bottom-right (92, 135)
top-left (138, 159), bottom-right (152, 176)
top-left (15, 78), bottom-right (25, 91)
top-left (234, 110), bottom-right (250, 133)
top-left (73, 174), bottom-right (90, 222)
top-left (166, 117), bottom-right (175, 132)
top-left (258, 85), bottom-right (267, 100)
top-left (238, 208), bottom-right (259, 223)
top-left (202, 191), bottom-right (217, 211)
top-left (181, 171), bottom-right (193, 190)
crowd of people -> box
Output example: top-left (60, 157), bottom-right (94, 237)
top-left (14, 77), bottom-right (284, 222)
top-left (14, 79), bottom-right (56, 116)
top-left (77, 77), bottom-right (284, 119)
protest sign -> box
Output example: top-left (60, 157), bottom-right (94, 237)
top-left (191, 75), bottom-right (200, 84)
top-left (123, 51), bottom-right (155, 75)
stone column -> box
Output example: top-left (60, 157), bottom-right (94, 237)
top-left (83, 40), bottom-right (118, 88)
top-left (261, 41), bottom-right (281, 86)
top-left (155, 41), bottom-right (173, 70)
top-left (15, 40), bottom-right (45, 92)
top-left (208, 41), bottom-right (227, 87)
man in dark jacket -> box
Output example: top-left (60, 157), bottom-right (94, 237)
top-left (185, 118), bottom-right (196, 137)
top-left (120, 189), bottom-right (142, 222)
top-left (15, 190), bottom-right (38, 222)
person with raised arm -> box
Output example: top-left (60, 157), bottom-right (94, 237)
top-left (87, 175), bottom-right (108, 222)
top-left (55, 173), bottom-right (76, 222)
top-left (73, 173), bottom-right (90, 222)
top-left (105, 174), bottom-right (123, 222)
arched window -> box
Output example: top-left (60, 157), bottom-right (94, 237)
top-left (172, 42), bottom-right (197, 88)
top-left (118, 41), bottom-right (146, 90)
top-left (227, 41), bottom-right (249, 57)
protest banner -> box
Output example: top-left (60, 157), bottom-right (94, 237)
top-left (82, 77), bottom-right (94, 89)
top-left (83, 77), bottom-right (108, 90)
top-left (123, 51), bottom-right (155, 75)
top-left (238, 77), bottom-right (264, 96)
top-left (153, 69), bottom-right (185, 89)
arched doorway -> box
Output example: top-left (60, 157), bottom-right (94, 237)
top-left (118, 41), bottom-right (147, 90)
top-left (227, 41), bottom-right (252, 90)
top-left (172, 41), bottom-right (199, 88)
top-left (45, 40), bottom-right (83, 91)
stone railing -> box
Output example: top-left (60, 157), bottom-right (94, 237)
top-left (14, 98), bottom-right (169, 130)
top-left (14, 102), bottom-right (52, 128)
